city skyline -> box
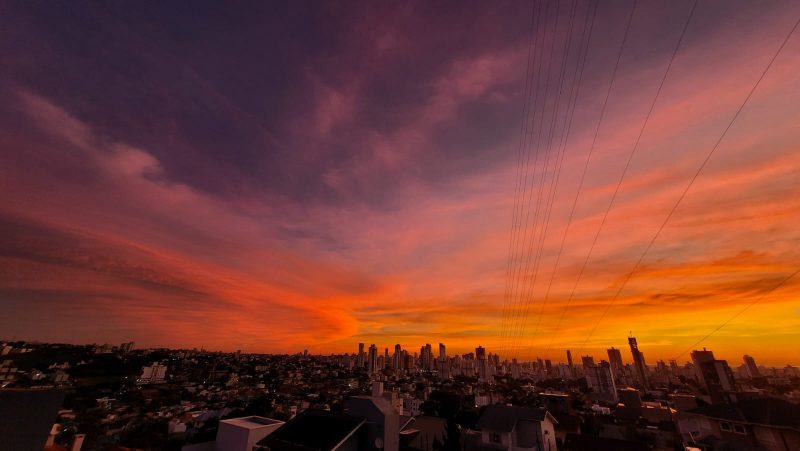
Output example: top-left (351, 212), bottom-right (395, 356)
top-left (1, 1), bottom-right (800, 366)
top-left (2, 335), bottom-right (797, 370)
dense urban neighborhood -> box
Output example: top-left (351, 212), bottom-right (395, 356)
top-left (1, 339), bottom-right (799, 450)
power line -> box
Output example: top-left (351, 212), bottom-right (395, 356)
top-left (502, 0), bottom-right (553, 358)
top-left (525, 0), bottom-right (599, 359)
top-left (508, 0), bottom-right (572, 356)
top-left (543, 0), bottom-right (638, 354)
top-left (576, 10), bottom-right (800, 356)
top-left (673, 268), bottom-right (800, 361)
top-left (509, 0), bottom-right (576, 357)
top-left (511, 0), bottom-right (587, 359)
top-left (503, 0), bottom-right (561, 358)
top-left (498, 0), bottom-right (544, 357)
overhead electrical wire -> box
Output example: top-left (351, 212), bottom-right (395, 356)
top-left (575, 10), bottom-right (800, 356)
top-left (510, 0), bottom-right (586, 359)
top-left (507, 0), bottom-right (570, 357)
top-left (502, 0), bottom-right (560, 358)
top-left (673, 268), bottom-right (800, 361)
top-left (508, 0), bottom-right (569, 356)
top-left (501, 0), bottom-right (553, 358)
top-left (541, 0), bottom-right (638, 354)
top-left (498, 0), bottom-right (544, 357)
top-left (524, 0), bottom-right (599, 359)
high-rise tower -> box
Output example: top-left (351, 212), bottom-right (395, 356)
top-left (607, 347), bottom-right (624, 376)
top-left (628, 335), bottom-right (649, 389)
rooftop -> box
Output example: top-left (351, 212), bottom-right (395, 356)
top-left (258, 409), bottom-right (365, 451)
top-left (688, 397), bottom-right (800, 430)
top-left (221, 416), bottom-right (284, 429)
top-left (476, 405), bottom-right (554, 432)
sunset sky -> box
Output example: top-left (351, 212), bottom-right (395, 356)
top-left (1, 1), bottom-right (799, 366)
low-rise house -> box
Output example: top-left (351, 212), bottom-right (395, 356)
top-left (464, 405), bottom-right (558, 451)
top-left (676, 397), bottom-right (800, 450)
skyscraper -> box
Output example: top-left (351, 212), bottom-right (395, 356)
top-left (511, 358), bottom-right (521, 379)
top-left (476, 346), bottom-right (488, 381)
top-left (581, 355), bottom-right (595, 368)
top-left (607, 347), bottom-right (624, 376)
top-left (743, 355), bottom-right (760, 378)
top-left (628, 336), bottom-right (649, 389)
top-left (438, 343), bottom-right (446, 361)
top-left (393, 344), bottom-right (403, 370)
top-left (567, 349), bottom-right (572, 373)
top-left (421, 343), bottom-right (433, 371)
top-left (357, 343), bottom-right (365, 368)
top-left (368, 344), bottom-right (379, 374)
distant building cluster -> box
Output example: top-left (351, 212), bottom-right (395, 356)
top-left (0, 337), bottom-right (799, 451)
top-left (352, 342), bottom-right (506, 383)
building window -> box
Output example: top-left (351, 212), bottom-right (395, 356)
top-left (490, 433), bottom-right (501, 444)
top-left (720, 422), bottom-right (732, 432)
top-left (733, 424), bottom-right (746, 434)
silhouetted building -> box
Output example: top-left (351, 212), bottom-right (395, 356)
top-left (0, 389), bottom-right (65, 451)
top-left (357, 343), bottom-right (365, 368)
top-left (368, 344), bottom-right (379, 375)
top-left (392, 344), bottom-right (403, 370)
top-left (585, 360), bottom-right (617, 402)
top-left (476, 346), bottom-right (488, 381)
top-left (743, 355), bottom-right (760, 378)
top-left (628, 336), bottom-right (649, 389)
top-left (691, 349), bottom-right (735, 404)
top-left (465, 405), bottom-right (558, 451)
top-left (347, 387), bottom-right (400, 451)
top-left (217, 416), bottom-right (284, 451)
top-left (676, 398), bottom-right (800, 450)
top-left (256, 410), bottom-right (365, 451)
top-left (566, 350), bottom-right (574, 377)
top-left (607, 347), bottom-right (624, 376)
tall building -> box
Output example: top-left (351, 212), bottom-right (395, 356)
top-left (691, 348), bottom-right (736, 404)
top-left (392, 344), bottom-right (403, 370)
top-left (581, 355), bottom-right (595, 368)
top-left (585, 360), bottom-right (617, 402)
top-left (743, 355), bottom-right (760, 378)
top-left (420, 344), bottom-right (433, 371)
top-left (357, 343), bottom-right (365, 368)
top-left (438, 343), bottom-right (446, 361)
top-left (476, 346), bottom-right (489, 381)
top-left (566, 349), bottom-right (574, 377)
top-left (367, 344), bottom-right (379, 375)
top-left (628, 336), bottom-right (649, 389)
top-left (511, 358), bottom-right (521, 379)
top-left (607, 347), bottom-right (624, 376)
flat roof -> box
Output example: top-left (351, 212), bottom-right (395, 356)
top-left (221, 416), bottom-right (284, 429)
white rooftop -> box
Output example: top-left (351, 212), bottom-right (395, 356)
top-left (220, 416), bottom-right (283, 430)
